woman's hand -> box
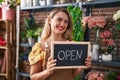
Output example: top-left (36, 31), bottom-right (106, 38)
top-left (46, 56), bottom-right (56, 75)
top-left (85, 56), bottom-right (92, 68)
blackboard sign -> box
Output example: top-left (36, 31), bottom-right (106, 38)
top-left (51, 41), bottom-right (91, 69)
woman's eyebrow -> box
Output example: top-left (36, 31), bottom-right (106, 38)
top-left (57, 17), bottom-right (68, 21)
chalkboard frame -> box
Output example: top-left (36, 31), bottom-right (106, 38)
top-left (51, 41), bottom-right (91, 69)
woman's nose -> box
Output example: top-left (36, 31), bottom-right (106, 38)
top-left (60, 21), bottom-right (65, 26)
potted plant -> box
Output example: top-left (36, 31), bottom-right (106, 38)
top-left (34, 27), bottom-right (43, 42)
top-left (24, 17), bottom-right (37, 44)
top-left (26, 29), bottom-right (36, 44)
top-left (1, 0), bottom-right (16, 20)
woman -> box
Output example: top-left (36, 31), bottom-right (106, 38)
top-left (28, 7), bottom-right (91, 80)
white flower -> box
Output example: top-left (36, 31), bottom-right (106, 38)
top-left (116, 10), bottom-right (120, 14)
top-left (113, 10), bottom-right (120, 21)
top-left (113, 13), bottom-right (118, 21)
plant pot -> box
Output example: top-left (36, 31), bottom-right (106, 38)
top-left (102, 54), bottom-right (112, 61)
top-left (38, 36), bottom-right (41, 43)
top-left (2, 8), bottom-right (15, 20)
top-left (28, 37), bottom-right (35, 45)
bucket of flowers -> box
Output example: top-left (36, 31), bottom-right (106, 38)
top-left (1, 0), bottom-right (16, 20)
top-left (99, 30), bottom-right (116, 61)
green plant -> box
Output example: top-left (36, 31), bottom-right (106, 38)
top-left (26, 30), bottom-right (36, 38)
top-left (67, 5), bottom-right (84, 41)
top-left (21, 31), bottom-right (26, 39)
top-left (105, 72), bottom-right (117, 80)
top-left (34, 27), bottom-right (43, 37)
top-left (24, 17), bottom-right (38, 38)
top-left (0, 0), bottom-right (4, 4)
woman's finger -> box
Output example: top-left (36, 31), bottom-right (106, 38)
top-left (48, 56), bottom-right (53, 62)
top-left (47, 59), bottom-right (56, 66)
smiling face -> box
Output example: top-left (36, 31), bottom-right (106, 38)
top-left (50, 11), bottom-right (69, 35)
top-left (41, 8), bottom-right (73, 41)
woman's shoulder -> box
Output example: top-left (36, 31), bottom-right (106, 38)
top-left (28, 41), bottom-right (46, 65)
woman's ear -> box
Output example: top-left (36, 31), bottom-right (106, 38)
top-left (48, 16), bottom-right (52, 24)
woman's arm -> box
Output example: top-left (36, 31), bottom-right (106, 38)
top-left (30, 60), bottom-right (49, 80)
top-left (30, 57), bottom-right (56, 80)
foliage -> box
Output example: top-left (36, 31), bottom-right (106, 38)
top-left (113, 10), bottom-right (120, 31)
top-left (67, 5), bottom-right (84, 41)
top-left (21, 31), bottom-right (26, 39)
top-left (1, 0), bottom-right (17, 9)
top-left (74, 76), bottom-right (81, 80)
top-left (0, 0), bottom-right (4, 4)
top-left (24, 17), bottom-right (38, 38)
top-left (26, 29), bottom-right (36, 38)
top-left (34, 27), bottom-right (43, 37)
top-left (105, 72), bottom-right (117, 80)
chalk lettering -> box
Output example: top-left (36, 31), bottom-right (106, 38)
top-left (57, 50), bottom-right (83, 61)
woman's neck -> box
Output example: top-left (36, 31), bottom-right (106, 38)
top-left (48, 34), bottom-right (65, 42)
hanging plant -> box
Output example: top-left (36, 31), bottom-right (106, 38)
top-left (67, 5), bottom-right (84, 41)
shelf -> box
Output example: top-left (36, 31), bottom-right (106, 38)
top-left (18, 72), bottom-right (30, 77)
top-left (20, 43), bottom-right (33, 47)
top-left (0, 46), bottom-right (7, 50)
top-left (92, 60), bottom-right (120, 67)
top-left (82, 0), bottom-right (120, 8)
top-left (0, 73), bottom-right (6, 77)
top-left (21, 3), bottom-right (78, 11)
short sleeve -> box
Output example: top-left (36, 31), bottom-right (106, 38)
top-left (28, 43), bottom-right (45, 65)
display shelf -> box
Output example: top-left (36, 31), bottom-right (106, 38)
top-left (82, 0), bottom-right (120, 8)
top-left (21, 3), bottom-right (78, 11)
top-left (0, 20), bottom-right (16, 80)
top-left (92, 60), bottom-right (120, 67)
top-left (0, 73), bottom-right (6, 77)
top-left (20, 43), bottom-right (33, 47)
top-left (18, 72), bottom-right (30, 77)
top-left (0, 46), bottom-right (7, 50)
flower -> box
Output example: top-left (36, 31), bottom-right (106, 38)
top-left (82, 16), bottom-right (107, 43)
top-left (113, 10), bottom-right (120, 31)
top-left (1, 0), bottom-right (17, 9)
top-left (99, 30), bottom-right (115, 54)
top-left (85, 70), bottom-right (105, 80)
top-left (82, 16), bottom-right (107, 29)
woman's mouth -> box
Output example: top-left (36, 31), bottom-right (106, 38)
top-left (57, 26), bottom-right (65, 31)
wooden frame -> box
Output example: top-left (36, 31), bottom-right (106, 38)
top-left (51, 41), bottom-right (91, 69)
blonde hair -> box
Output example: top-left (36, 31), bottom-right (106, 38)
top-left (41, 8), bottom-right (73, 41)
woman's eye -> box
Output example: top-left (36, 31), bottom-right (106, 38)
top-left (65, 20), bottom-right (68, 24)
top-left (57, 18), bottom-right (62, 21)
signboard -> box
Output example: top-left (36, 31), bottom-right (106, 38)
top-left (51, 41), bottom-right (91, 69)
